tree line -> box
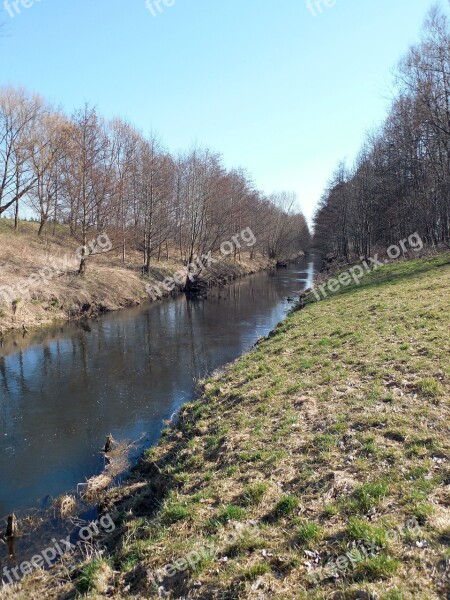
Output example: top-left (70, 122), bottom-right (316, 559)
top-left (313, 6), bottom-right (450, 261)
top-left (0, 88), bottom-right (310, 276)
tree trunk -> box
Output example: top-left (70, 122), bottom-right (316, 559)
top-left (38, 219), bottom-right (46, 236)
top-left (78, 256), bottom-right (87, 276)
top-left (14, 199), bottom-right (19, 231)
top-left (78, 229), bottom-right (87, 276)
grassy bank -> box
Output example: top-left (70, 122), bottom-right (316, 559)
top-left (4, 253), bottom-right (450, 599)
top-left (0, 220), bottom-right (273, 336)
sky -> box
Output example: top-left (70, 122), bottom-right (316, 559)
top-left (0, 0), bottom-right (439, 225)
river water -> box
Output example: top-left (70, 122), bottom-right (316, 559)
top-left (0, 256), bottom-right (319, 518)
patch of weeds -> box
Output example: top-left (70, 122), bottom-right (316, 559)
top-left (411, 501), bottom-right (434, 526)
top-left (296, 357), bottom-right (315, 372)
top-left (161, 502), bottom-right (193, 525)
top-left (255, 402), bottom-right (271, 414)
top-left (408, 436), bottom-right (440, 453)
top-left (207, 505), bottom-right (246, 531)
top-left (346, 517), bottom-right (388, 548)
top-left (384, 429), bottom-right (406, 443)
top-left (312, 433), bottom-right (336, 453)
top-left (173, 472), bottom-right (190, 485)
top-left (361, 434), bottom-right (379, 456)
top-left (323, 503), bottom-right (339, 518)
top-left (416, 377), bottom-right (443, 398)
top-left (405, 465), bottom-right (429, 480)
top-left (76, 559), bottom-right (109, 594)
top-left (353, 553), bottom-right (400, 581)
top-left (349, 481), bottom-right (389, 514)
top-left (273, 495), bottom-right (299, 518)
top-left (118, 540), bottom-right (151, 571)
top-left (225, 465), bottom-right (238, 476)
top-left (368, 383), bottom-right (384, 402)
top-left (184, 454), bottom-right (204, 469)
top-left (240, 562), bottom-right (270, 581)
top-left (406, 444), bottom-right (428, 459)
top-left (226, 532), bottom-right (266, 557)
top-left (238, 449), bottom-right (263, 463)
top-left (240, 482), bottom-right (268, 506)
top-left (330, 420), bottom-right (347, 435)
top-left (381, 590), bottom-right (403, 600)
top-left (189, 552), bottom-right (216, 576)
top-left (203, 470), bottom-right (214, 482)
top-left (295, 519), bottom-right (323, 547)
top-left (205, 433), bottom-right (225, 451)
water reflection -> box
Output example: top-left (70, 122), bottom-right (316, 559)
top-left (0, 256), bottom-right (319, 516)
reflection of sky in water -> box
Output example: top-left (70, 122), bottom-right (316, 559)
top-left (0, 257), bottom-right (321, 516)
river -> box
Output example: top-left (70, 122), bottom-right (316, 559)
top-left (0, 255), bottom-right (320, 518)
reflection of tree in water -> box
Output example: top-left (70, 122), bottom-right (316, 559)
top-left (0, 356), bottom-right (9, 396)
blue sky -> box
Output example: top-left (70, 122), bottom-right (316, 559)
top-left (0, 0), bottom-right (437, 223)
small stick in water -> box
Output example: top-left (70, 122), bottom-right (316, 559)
top-left (6, 514), bottom-right (17, 538)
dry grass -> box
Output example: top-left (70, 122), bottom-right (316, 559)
top-left (52, 495), bottom-right (77, 519)
top-left (5, 252), bottom-right (450, 599)
top-left (0, 219), bottom-right (272, 336)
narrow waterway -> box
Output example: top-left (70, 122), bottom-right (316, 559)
top-left (0, 256), bottom-right (320, 518)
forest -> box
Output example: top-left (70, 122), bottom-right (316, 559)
top-left (0, 91), bottom-right (310, 277)
top-left (314, 7), bottom-right (450, 260)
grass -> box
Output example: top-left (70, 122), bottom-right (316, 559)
top-left (296, 519), bottom-right (323, 547)
top-left (273, 495), bottom-right (299, 517)
top-left (12, 252), bottom-right (450, 599)
top-left (353, 554), bottom-right (401, 581)
top-left (349, 481), bottom-right (390, 514)
top-left (75, 559), bottom-right (112, 595)
top-left (239, 482), bottom-right (269, 506)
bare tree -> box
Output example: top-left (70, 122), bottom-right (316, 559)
top-left (63, 105), bottom-right (111, 275)
top-left (0, 87), bottom-right (43, 220)
top-left (26, 112), bottom-right (69, 235)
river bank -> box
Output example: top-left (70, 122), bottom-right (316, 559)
top-left (1, 257), bottom-right (319, 521)
top-left (0, 221), bottom-right (275, 336)
top-left (4, 252), bottom-right (449, 599)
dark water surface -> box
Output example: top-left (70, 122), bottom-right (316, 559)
top-left (0, 256), bottom-right (319, 517)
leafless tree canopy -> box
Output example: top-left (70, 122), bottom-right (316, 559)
top-left (0, 90), bottom-right (310, 274)
top-left (314, 6), bottom-right (450, 259)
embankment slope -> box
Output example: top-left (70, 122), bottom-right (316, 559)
top-left (0, 221), bottom-right (272, 336)
top-left (5, 253), bottom-right (450, 599)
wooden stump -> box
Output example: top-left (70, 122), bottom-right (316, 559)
top-left (104, 434), bottom-right (114, 454)
top-left (6, 514), bottom-right (17, 538)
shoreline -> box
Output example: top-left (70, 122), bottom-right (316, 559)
top-left (0, 254), bottom-right (278, 340)
top-left (0, 255), bottom-right (301, 516)
top-left (0, 256), bottom-right (305, 586)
